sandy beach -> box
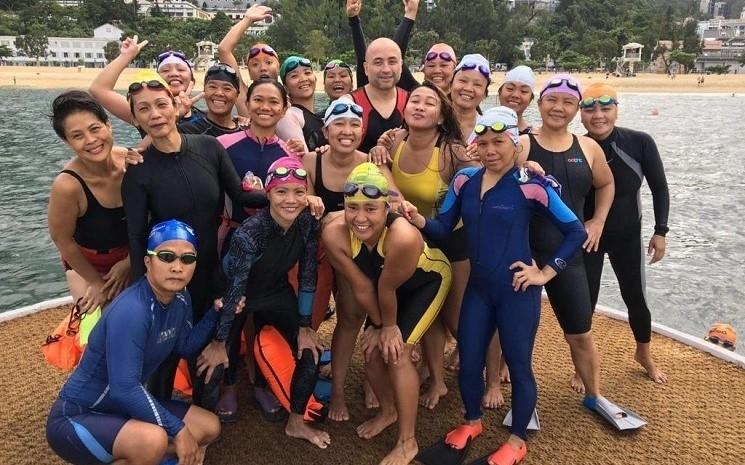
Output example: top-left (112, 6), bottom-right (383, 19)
top-left (1, 65), bottom-right (744, 93)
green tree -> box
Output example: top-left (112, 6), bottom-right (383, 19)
top-left (0, 44), bottom-right (13, 58)
top-left (0, 12), bottom-right (19, 35)
top-left (305, 29), bottom-right (331, 67)
top-left (558, 50), bottom-right (593, 71)
top-left (706, 64), bottom-right (730, 74)
top-left (208, 12), bottom-right (233, 42)
top-left (15, 23), bottom-right (47, 65)
top-left (669, 49), bottom-right (696, 72)
top-left (104, 41), bottom-right (120, 62)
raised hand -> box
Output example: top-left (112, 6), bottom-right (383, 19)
top-left (119, 35), bottom-right (148, 61)
top-left (346, 0), bottom-right (362, 17)
top-left (244, 4), bottom-right (273, 23)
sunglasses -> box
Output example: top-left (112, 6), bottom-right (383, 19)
top-left (344, 183), bottom-right (389, 199)
top-left (474, 122), bottom-right (518, 135)
top-left (127, 80), bottom-right (168, 99)
top-left (207, 63), bottom-right (237, 76)
top-left (707, 335), bottom-right (735, 350)
top-left (425, 51), bottom-right (454, 62)
top-left (457, 62), bottom-right (491, 81)
top-left (324, 61), bottom-right (352, 71)
top-left (541, 77), bottom-right (581, 96)
top-left (148, 250), bottom-right (198, 265)
top-left (156, 50), bottom-right (189, 66)
top-left (249, 45), bottom-right (278, 59)
top-left (284, 57), bottom-right (312, 76)
top-left (325, 102), bottom-right (364, 121)
top-left (579, 95), bottom-right (618, 109)
top-left (268, 166), bottom-right (308, 181)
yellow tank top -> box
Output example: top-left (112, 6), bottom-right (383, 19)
top-left (392, 142), bottom-right (448, 218)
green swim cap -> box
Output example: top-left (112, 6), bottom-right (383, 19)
top-left (344, 162), bottom-right (389, 203)
top-left (279, 55), bottom-right (312, 83)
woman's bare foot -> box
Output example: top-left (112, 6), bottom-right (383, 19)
top-left (379, 437), bottom-right (418, 465)
top-left (499, 359), bottom-right (511, 383)
top-left (328, 392), bottom-right (350, 422)
top-left (482, 382), bottom-right (504, 409)
top-left (356, 408), bottom-right (397, 439)
top-left (420, 382), bottom-right (448, 409)
top-left (364, 380), bottom-right (380, 409)
top-left (286, 415), bottom-right (331, 449)
top-left (216, 385), bottom-right (239, 422)
top-left (410, 345), bottom-right (422, 364)
top-left (570, 372), bottom-right (586, 394)
top-left (635, 348), bottom-right (668, 383)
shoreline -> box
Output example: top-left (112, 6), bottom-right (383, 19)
top-left (2, 66), bottom-right (745, 93)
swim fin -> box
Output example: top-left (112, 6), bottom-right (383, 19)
top-left (415, 437), bottom-right (472, 465)
top-left (584, 395), bottom-right (647, 431)
top-left (502, 408), bottom-right (540, 431)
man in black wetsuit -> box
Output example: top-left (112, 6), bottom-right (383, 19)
top-left (178, 63), bottom-right (242, 138)
top-left (581, 83), bottom-right (670, 384)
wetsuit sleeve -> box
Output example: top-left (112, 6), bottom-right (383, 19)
top-left (214, 224), bottom-right (261, 341)
top-left (105, 302), bottom-right (185, 437)
top-left (392, 18), bottom-right (418, 92)
top-left (174, 293), bottom-right (219, 357)
top-left (422, 168), bottom-right (476, 240)
top-left (523, 181), bottom-right (587, 273)
top-left (297, 212), bottom-right (320, 327)
top-left (215, 141), bottom-right (268, 209)
top-left (349, 16), bottom-right (369, 88)
top-left (121, 168), bottom-right (149, 279)
top-left (640, 134), bottom-right (670, 236)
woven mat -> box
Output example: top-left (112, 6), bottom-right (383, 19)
top-left (1, 302), bottom-right (743, 465)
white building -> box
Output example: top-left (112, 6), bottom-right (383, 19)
top-left (200, 0), bottom-right (265, 10)
top-left (507, 0), bottom-right (559, 12)
top-left (698, 17), bottom-right (745, 39)
top-left (138, 0), bottom-right (213, 20)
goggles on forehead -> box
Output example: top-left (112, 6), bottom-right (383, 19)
top-left (206, 63), bottom-right (237, 76)
top-left (156, 50), bottom-right (189, 66)
top-left (540, 77), bottom-right (580, 96)
top-left (324, 60), bottom-right (352, 71)
top-left (474, 122), bottom-right (518, 135)
top-left (249, 45), bottom-right (278, 59)
top-left (284, 57), bottom-right (312, 75)
top-left (457, 62), bottom-right (491, 81)
top-left (579, 95), bottom-right (618, 109)
top-left (325, 102), bottom-right (364, 122)
top-left (344, 183), bottom-right (389, 200)
top-left (425, 51), bottom-right (454, 63)
top-left (268, 166), bottom-right (308, 181)
top-left (127, 80), bottom-right (168, 100)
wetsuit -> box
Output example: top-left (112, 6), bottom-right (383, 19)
top-left (528, 134), bottom-right (594, 335)
top-left (351, 86), bottom-right (409, 153)
top-left (423, 167), bottom-right (586, 440)
top-left (583, 127), bottom-right (670, 343)
top-left (178, 117), bottom-right (240, 137)
top-left (59, 170), bottom-right (128, 274)
top-left (391, 140), bottom-right (469, 262)
top-left (349, 15), bottom-right (419, 91)
top-left (46, 277), bottom-right (217, 465)
top-left (354, 213), bottom-right (452, 345)
top-left (121, 134), bottom-right (267, 403)
top-left (218, 209), bottom-right (320, 410)
top-left (313, 154), bottom-right (345, 214)
top-left (294, 104), bottom-right (327, 151)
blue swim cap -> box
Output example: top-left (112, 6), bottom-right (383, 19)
top-left (147, 220), bottom-right (198, 252)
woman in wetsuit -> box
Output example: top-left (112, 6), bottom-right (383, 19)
top-left (402, 107), bottom-right (586, 465)
top-left (324, 163), bottom-right (452, 465)
top-left (48, 91), bottom-right (130, 314)
top-left (46, 220), bottom-right (221, 465)
top-left (217, 157), bottom-right (331, 449)
top-left (121, 78), bottom-right (267, 406)
top-left (279, 56), bottom-right (327, 151)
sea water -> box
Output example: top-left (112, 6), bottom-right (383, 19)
top-left (0, 89), bottom-right (743, 354)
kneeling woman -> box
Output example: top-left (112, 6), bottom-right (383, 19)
top-left (46, 220), bottom-right (221, 465)
top-left (323, 163), bottom-right (451, 465)
top-left (402, 108), bottom-right (586, 465)
top-left (216, 157), bottom-right (330, 448)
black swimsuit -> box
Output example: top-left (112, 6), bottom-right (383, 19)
top-left (313, 155), bottom-right (345, 214)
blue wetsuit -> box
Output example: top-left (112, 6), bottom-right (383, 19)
top-left (423, 167), bottom-right (586, 440)
top-left (46, 277), bottom-right (218, 465)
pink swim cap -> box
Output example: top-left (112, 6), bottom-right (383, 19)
top-left (265, 157), bottom-right (308, 193)
top-left (539, 74), bottom-right (582, 100)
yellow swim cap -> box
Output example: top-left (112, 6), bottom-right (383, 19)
top-left (127, 70), bottom-right (171, 101)
top-left (344, 162), bottom-right (389, 203)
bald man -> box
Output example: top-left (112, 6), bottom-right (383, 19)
top-left (345, 38), bottom-right (409, 153)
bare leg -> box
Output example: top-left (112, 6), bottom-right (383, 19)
top-left (285, 412), bottom-right (331, 449)
top-left (65, 270), bottom-right (89, 303)
top-left (164, 405), bottom-right (221, 458)
top-left (379, 345), bottom-right (419, 465)
top-left (329, 276), bottom-right (365, 421)
top-left (357, 348), bottom-right (397, 439)
top-left (482, 333), bottom-right (504, 409)
top-left (111, 420), bottom-right (168, 465)
top-left (565, 332), bottom-right (600, 396)
top-left (419, 316), bottom-right (448, 409)
top-left (635, 342), bottom-right (667, 383)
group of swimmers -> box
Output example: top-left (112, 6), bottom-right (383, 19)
top-left (43, 1), bottom-right (671, 465)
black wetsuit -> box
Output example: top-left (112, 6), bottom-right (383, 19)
top-left (178, 116), bottom-right (240, 137)
top-left (313, 155), bottom-right (345, 214)
top-left (121, 133), bottom-right (267, 404)
top-left (351, 86), bottom-right (408, 154)
top-left (583, 127), bottom-right (670, 343)
top-left (294, 104), bottom-right (327, 151)
top-left (528, 134), bottom-right (594, 335)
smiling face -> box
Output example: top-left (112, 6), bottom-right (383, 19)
top-left (157, 62), bottom-right (192, 95)
top-left (364, 38), bottom-right (402, 91)
top-left (580, 102), bottom-right (618, 140)
top-left (246, 45), bottom-right (280, 81)
top-left (475, 131), bottom-right (517, 174)
top-left (450, 69), bottom-right (488, 111)
top-left (423, 45), bottom-right (456, 91)
top-left (324, 67), bottom-right (353, 100)
top-left (499, 82), bottom-right (533, 116)
top-left (144, 240), bottom-right (197, 294)
top-left (247, 82), bottom-right (287, 130)
top-left (130, 87), bottom-right (179, 139)
top-left (285, 66), bottom-right (316, 101)
top-left (538, 93), bottom-right (580, 130)
top-left (324, 117), bottom-right (363, 154)
top-left (404, 86), bottom-right (442, 130)
top-left (268, 183), bottom-right (307, 227)
top-left (204, 80), bottom-right (238, 117)
top-left (344, 200), bottom-right (387, 245)
top-left (61, 110), bottom-right (114, 163)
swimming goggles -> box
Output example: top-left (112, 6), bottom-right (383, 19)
top-left (156, 50), bottom-right (189, 66)
top-left (324, 60), bottom-right (352, 71)
top-left (148, 250), bottom-right (198, 265)
top-left (325, 102), bottom-right (364, 121)
top-left (456, 62), bottom-right (491, 81)
top-left (283, 57), bottom-right (312, 75)
top-left (579, 95), bottom-right (618, 109)
top-left (425, 51), bottom-right (454, 62)
top-left (706, 335), bottom-right (735, 350)
top-left (206, 63), bottom-right (237, 76)
top-left (343, 183), bottom-right (389, 199)
top-left (249, 45), bottom-right (278, 59)
top-left (127, 80), bottom-right (168, 99)
top-left (473, 122), bottom-right (518, 135)
top-left (268, 166), bottom-right (308, 181)
top-left (540, 77), bottom-right (580, 96)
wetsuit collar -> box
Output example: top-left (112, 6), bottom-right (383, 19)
top-left (243, 126), bottom-right (281, 145)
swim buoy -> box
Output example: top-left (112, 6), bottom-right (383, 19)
top-left (254, 326), bottom-right (326, 422)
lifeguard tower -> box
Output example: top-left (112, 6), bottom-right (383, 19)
top-left (616, 42), bottom-right (644, 76)
top-left (195, 40), bottom-right (217, 70)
